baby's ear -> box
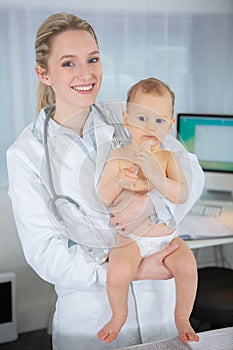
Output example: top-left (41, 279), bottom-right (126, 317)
top-left (168, 116), bottom-right (176, 131)
top-left (122, 111), bottom-right (130, 129)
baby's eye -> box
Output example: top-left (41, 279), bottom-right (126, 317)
top-left (88, 57), bottom-right (99, 64)
top-left (156, 118), bottom-right (165, 124)
top-left (62, 61), bottom-right (74, 67)
top-left (138, 116), bottom-right (147, 122)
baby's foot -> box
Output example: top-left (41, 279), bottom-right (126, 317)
top-left (97, 316), bottom-right (126, 343)
top-left (175, 318), bottom-right (199, 344)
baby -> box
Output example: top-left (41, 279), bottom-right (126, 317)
top-left (97, 77), bottom-right (199, 345)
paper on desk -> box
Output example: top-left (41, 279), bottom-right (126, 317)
top-left (117, 327), bottom-right (233, 350)
top-left (191, 327), bottom-right (233, 350)
top-left (118, 337), bottom-right (192, 350)
top-left (179, 215), bottom-right (233, 239)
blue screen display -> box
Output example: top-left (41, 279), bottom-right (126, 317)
top-left (177, 114), bottom-right (233, 172)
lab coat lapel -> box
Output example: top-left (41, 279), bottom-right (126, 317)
top-left (53, 127), bottom-right (88, 166)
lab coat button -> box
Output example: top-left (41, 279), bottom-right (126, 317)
top-left (130, 337), bottom-right (138, 345)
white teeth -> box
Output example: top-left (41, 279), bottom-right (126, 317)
top-left (73, 85), bottom-right (93, 91)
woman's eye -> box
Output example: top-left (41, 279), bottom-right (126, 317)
top-left (62, 61), bottom-right (74, 67)
top-left (89, 57), bottom-right (99, 64)
top-left (138, 116), bottom-right (147, 122)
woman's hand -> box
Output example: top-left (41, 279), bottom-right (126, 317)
top-left (134, 242), bottom-right (179, 280)
top-left (109, 190), bottom-right (155, 232)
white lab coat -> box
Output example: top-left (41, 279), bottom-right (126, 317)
top-left (7, 102), bottom-right (205, 350)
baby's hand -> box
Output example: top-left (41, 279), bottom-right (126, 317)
top-left (116, 167), bottom-right (138, 192)
top-left (134, 147), bottom-right (163, 187)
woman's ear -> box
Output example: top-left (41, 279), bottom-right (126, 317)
top-left (122, 111), bottom-right (130, 130)
top-left (35, 66), bottom-right (52, 86)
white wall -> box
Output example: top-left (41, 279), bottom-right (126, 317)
top-left (0, 187), bottom-right (56, 334)
top-left (1, 0), bottom-right (233, 14)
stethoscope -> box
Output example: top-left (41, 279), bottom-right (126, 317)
top-left (43, 104), bottom-right (123, 253)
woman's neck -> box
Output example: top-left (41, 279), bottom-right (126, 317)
top-left (53, 106), bottom-right (91, 135)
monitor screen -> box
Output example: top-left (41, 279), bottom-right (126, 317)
top-left (176, 113), bottom-right (233, 194)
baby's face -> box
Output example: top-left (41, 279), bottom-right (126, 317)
top-left (124, 91), bottom-right (175, 146)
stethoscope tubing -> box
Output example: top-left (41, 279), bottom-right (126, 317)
top-left (43, 110), bottom-right (111, 250)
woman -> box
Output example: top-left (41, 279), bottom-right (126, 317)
top-left (7, 13), bottom-right (204, 350)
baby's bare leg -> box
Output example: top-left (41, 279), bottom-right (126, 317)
top-left (164, 237), bottom-right (199, 344)
top-left (97, 234), bottom-right (142, 343)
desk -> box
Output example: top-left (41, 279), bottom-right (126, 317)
top-left (180, 199), bottom-right (233, 266)
top-left (184, 235), bottom-right (233, 268)
top-left (118, 327), bottom-right (233, 350)
top-left (179, 198), bottom-right (233, 246)
top-left (186, 236), bottom-right (233, 250)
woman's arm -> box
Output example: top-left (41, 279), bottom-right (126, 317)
top-left (7, 146), bottom-right (107, 289)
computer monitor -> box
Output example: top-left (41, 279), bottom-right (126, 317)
top-left (176, 113), bottom-right (233, 198)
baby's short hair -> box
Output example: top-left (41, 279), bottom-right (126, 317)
top-left (127, 77), bottom-right (175, 114)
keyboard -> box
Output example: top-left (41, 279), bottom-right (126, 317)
top-left (190, 204), bottom-right (222, 217)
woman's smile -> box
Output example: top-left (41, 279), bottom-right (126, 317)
top-left (71, 83), bottom-right (95, 94)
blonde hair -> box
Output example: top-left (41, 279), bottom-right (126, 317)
top-left (127, 77), bottom-right (175, 114)
top-left (35, 12), bottom-right (98, 115)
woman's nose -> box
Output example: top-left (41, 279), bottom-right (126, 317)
top-left (76, 64), bottom-right (92, 80)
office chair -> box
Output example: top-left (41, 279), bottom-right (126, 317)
top-left (191, 266), bottom-right (233, 331)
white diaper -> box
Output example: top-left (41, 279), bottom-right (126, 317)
top-left (126, 231), bottom-right (177, 258)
